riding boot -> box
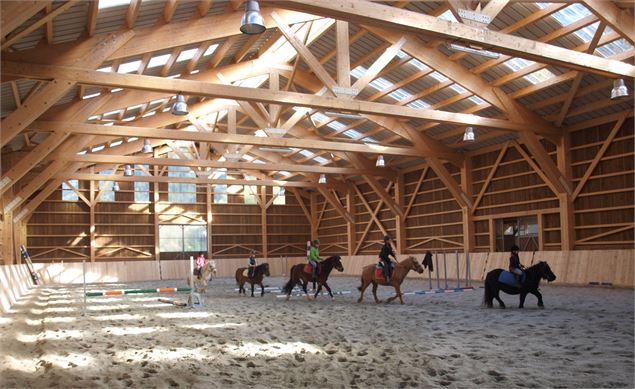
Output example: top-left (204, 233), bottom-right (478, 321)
top-left (311, 267), bottom-right (317, 282)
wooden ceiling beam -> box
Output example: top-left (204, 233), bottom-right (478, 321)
top-left (317, 187), bottom-right (354, 224)
top-left (86, 0), bottom-right (99, 36)
top-left (4, 61), bottom-right (557, 134)
top-left (581, 0), bottom-right (635, 45)
top-left (1, 30), bottom-right (135, 148)
top-left (271, 0), bottom-right (635, 78)
top-left (1, 1), bottom-right (50, 38)
top-left (125, 0), bottom-right (141, 29)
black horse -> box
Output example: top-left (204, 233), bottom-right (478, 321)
top-left (282, 255), bottom-right (344, 300)
top-left (235, 263), bottom-right (270, 297)
top-left (484, 261), bottom-right (556, 309)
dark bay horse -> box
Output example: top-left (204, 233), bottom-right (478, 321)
top-left (281, 256), bottom-right (344, 300)
top-left (235, 263), bottom-right (270, 297)
top-left (484, 261), bottom-right (556, 309)
top-left (357, 256), bottom-right (424, 304)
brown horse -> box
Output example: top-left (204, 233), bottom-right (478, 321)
top-left (281, 256), bottom-right (344, 300)
top-left (357, 256), bottom-right (424, 304)
top-left (235, 263), bottom-right (270, 297)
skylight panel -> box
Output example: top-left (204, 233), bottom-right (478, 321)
top-left (92, 145), bottom-right (105, 152)
top-left (314, 156), bottom-right (329, 164)
top-left (438, 10), bottom-right (459, 23)
top-left (254, 129), bottom-right (267, 137)
top-left (311, 112), bottom-right (330, 124)
top-left (574, 21), bottom-right (600, 43)
top-left (388, 88), bottom-right (412, 101)
top-left (204, 44), bottom-right (219, 56)
top-left (110, 140), bottom-right (123, 147)
top-left (450, 84), bottom-right (467, 93)
top-left (397, 50), bottom-right (408, 59)
top-left (550, 4), bottom-right (592, 27)
top-left (351, 65), bottom-right (366, 80)
top-left (253, 160), bottom-right (265, 164)
top-left (596, 38), bottom-right (633, 57)
top-left (430, 71), bottom-right (449, 82)
top-left (343, 129), bottom-right (362, 138)
top-left (327, 120), bottom-right (346, 131)
top-left (299, 149), bottom-right (315, 158)
top-left (503, 57), bottom-right (535, 71)
top-left (409, 58), bottom-right (428, 71)
top-left (148, 54), bottom-right (171, 68)
top-left (363, 137), bottom-right (377, 143)
top-left (98, 0), bottom-right (131, 9)
top-left (278, 171), bottom-right (291, 176)
top-left (103, 109), bottom-right (123, 117)
top-left (118, 60), bottom-right (141, 74)
top-left (82, 92), bottom-right (101, 100)
top-left (468, 95), bottom-right (486, 105)
top-left (176, 48), bottom-right (199, 63)
top-left (97, 66), bottom-right (112, 72)
top-left (525, 68), bottom-right (555, 84)
top-left (407, 99), bottom-right (430, 109)
top-left (369, 77), bottom-right (393, 90)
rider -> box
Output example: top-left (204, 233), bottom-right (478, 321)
top-left (308, 239), bottom-right (321, 281)
top-left (195, 251), bottom-right (207, 278)
top-left (509, 244), bottom-right (524, 286)
top-left (379, 235), bottom-right (397, 282)
top-left (247, 251), bottom-right (257, 278)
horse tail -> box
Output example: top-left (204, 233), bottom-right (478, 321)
top-left (281, 267), bottom-right (295, 294)
top-left (235, 269), bottom-right (240, 285)
top-left (483, 274), bottom-right (493, 308)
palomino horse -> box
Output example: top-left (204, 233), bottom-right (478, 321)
top-left (484, 261), bottom-right (556, 309)
top-left (186, 261), bottom-right (217, 294)
top-left (235, 263), bottom-right (271, 297)
top-left (281, 255), bottom-right (344, 300)
top-left (357, 256), bottom-right (424, 304)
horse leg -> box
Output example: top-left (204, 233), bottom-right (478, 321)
top-left (494, 288), bottom-right (506, 309)
top-left (519, 292), bottom-right (527, 308)
top-left (260, 282), bottom-right (265, 297)
top-left (357, 279), bottom-right (370, 303)
top-left (301, 278), bottom-right (311, 300)
top-left (533, 290), bottom-right (544, 308)
top-left (386, 284), bottom-right (401, 304)
top-left (323, 282), bottom-right (334, 300)
top-left (313, 283), bottom-right (323, 300)
top-left (372, 282), bottom-right (381, 304)
top-left (250, 282), bottom-right (255, 297)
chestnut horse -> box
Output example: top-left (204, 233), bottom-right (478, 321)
top-left (281, 256), bottom-right (344, 300)
top-left (357, 256), bottom-right (424, 304)
top-left (235, 263), bottom-right (271, 297)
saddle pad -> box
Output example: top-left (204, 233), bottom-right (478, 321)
top-left (242, 269), bottom-right (249, 277)
top-left (498, 271), bottom-right (525, 287)
top-left (375, 267), bottom-right (384, 279)
top-left (304, 264), bottom-right (312, 274)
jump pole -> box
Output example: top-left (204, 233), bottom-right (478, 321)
top-left (189, 255), bottom-right (194, 308)
top-left (456, 250), bottom-right (460, 288)
top-left (443, 251), bottom-right (448, 289)
top-left (435, 252), bottom-right (440, 290)
top-left (82, 259), bottom-right (86, 316)
top-left (85, 287), bottom-right (192, 297)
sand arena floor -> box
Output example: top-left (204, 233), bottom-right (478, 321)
top-left (0, 276), bottom-right (633, 388)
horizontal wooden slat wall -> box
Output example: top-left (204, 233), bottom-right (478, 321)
top-left (316, 190), bottom-right (348, 256)
top-left (570, 117), bottom-right (634, 250)
top-left (403, 165), bottom-right (463, 253)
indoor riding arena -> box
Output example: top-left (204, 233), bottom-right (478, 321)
top-left (1, 1), bottom-right (633, 388)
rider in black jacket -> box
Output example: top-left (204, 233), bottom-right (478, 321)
top-left (379, 235), bottom-right (397, 282)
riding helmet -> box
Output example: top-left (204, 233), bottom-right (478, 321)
top-left (511, 244), bottom-right (520, 252)
top-left (383, 235), bottom-right (392, 242)
top-left (313, 239), bottom-right (320, 245)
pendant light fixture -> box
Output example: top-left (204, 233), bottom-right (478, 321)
top-left (171, 93), bottom-right (189, 116)
top-left (463, 127), bottom-right (475, 142)
top-left (142, 139), bottom-right (153, 153)
top-left (376, 155), bottom-right (385, 167)
top-left (318, 174), bottom-right (326, 184)
top-left (240, 0), bottom-right (265, 35)
top-left (610, 79), bottom-right (629, 100)
top-left (124, 164), bottom-right (133, 176)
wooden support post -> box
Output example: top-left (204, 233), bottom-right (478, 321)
top-left (336, 20), bottom-right (351, 88)
top-left (537, 213), bottom-right (545, 251)
top-left (153, 155), bottom-right (161, 261)
top-left (489, 217), bottom-right (496, 252)
top-left (346, 189), bottom-right (355, 256)
top-left (461, 156), bottom-right (475, 252)
top-left (556, 133), bottom-right (575, 251)
top-left (260, 186), bottom-right (268, 258)
top-left (310, 192), bottom-right (318, 239)
top-left (395, 173), bottom-right (407, 255)
top-left (206, 184), bottom-right (212, 259)
top-left (89, 169), bottom-right (96, 263)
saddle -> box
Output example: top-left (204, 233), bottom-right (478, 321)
top-left (374, 262), bottom-right (395, 279)
top-left (303, 263), bottom-right (320, 275)
top-left (242, 269), bottom-right (250, 277)
top-left (498, 271), bottom-right (526, 288)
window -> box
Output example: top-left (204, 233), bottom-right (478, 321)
top-left (167, 151), bottom-right (197, 203)
top-left (273, 186), bottom-right (286, 205)
top-left (134, 165), bottom-right (150, 203)
top-left (213, 170), bottom-right (227, 204)
top-left (159, 224), bottom-right (207, 253)
top-left (495, 216), bottom-right (539, 252)
top-left (62, 180), bottom-right (79, 201)
top-left (244, 185), bottom-right (259, 204)
top-left (98, 170), bottom-right (115, 202)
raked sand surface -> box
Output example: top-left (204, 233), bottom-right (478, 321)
top-left (0, 276), bottom-right (633, 388)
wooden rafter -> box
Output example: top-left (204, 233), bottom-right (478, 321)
top-left (1, 1), bottom-right (51, 38)
top-left (353, 182), bottom-right (393, 255)
top-left (581, 0), bottom-right (635, 45)
top-left (471, 141), bottom-right (509, 213)
top-left (271, 0), bottom-right (635, 77)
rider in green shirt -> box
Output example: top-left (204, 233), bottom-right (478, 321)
top-left (308, 239), bottom-right (321, 280)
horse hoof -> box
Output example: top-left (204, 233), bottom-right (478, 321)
top-left (538, 305), bottom-right (545, 309)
